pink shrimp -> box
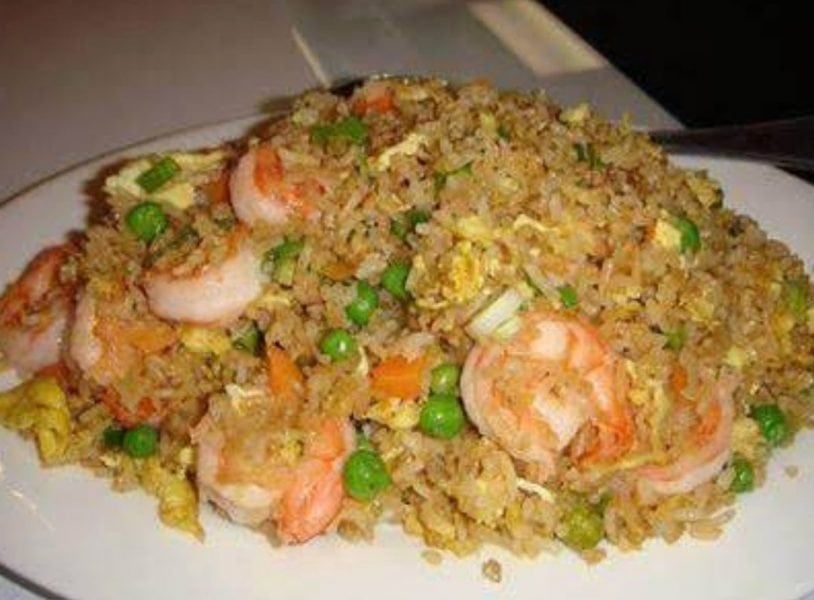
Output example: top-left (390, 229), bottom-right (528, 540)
top-left (352, 80), bottom-right (395, 115)
top-left (638, 374), bottom-right (739, 496)
top-left (143, 229), bottom-right (262, 325)
top-left (0, 245), bottom-right (74, 375)
top-left (69, 288), bottom-right (176, 386)
top-left (194, 409), bottom-right (354, 544)
top-left (229, 143), bottom-right (326, 227)
top-left (461, 310), bottom-right (633, 481)
top-left (278, 418), bottom-right (354, 543)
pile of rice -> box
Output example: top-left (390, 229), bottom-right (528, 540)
top-left (1, 77), bottom-right (812, 564)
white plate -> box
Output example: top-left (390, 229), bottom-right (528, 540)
top-left (2, 118), bottom-right (814, 600)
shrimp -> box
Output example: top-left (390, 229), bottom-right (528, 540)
top-left (352, 80), bottom-right (395, 115)
top-left (0, 245), bottom-right (74, 375)
top-left (638, 374), bottom-right (738, 496)
top-left (194, 409), bottom-right (354, 543)
top-left (143, 232), bottom-right (262, 325)
top-left (229, 143), bottom-right (325, 227)
top-left (69, 288), bottom-right (176, 386)
top-left (461, 310), bottom-right (633, 481)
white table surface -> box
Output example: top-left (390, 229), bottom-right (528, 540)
top-left (0, 1), bottom-right (712, 598)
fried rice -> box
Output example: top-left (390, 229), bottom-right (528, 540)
top-left (1, 77), bottom-right (812, 563)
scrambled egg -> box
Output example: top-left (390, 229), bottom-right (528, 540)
top-left (724, 345), bottom-right (752, 370)
top-left (179, 325), bottom-right (231, 355)
top-left (252, 290), bottom-right (292, 311)
top-left (0, 378), bottom-right (70, 465)
top-left (104, 150), bottom-right (226, 210)
top-left (375, 132), bottom-right (426, 171)
top-left (411, 240), bottom-right (490, 310)
top-left (653, 218), bottom-right (682, 251)
top-left (559, 102), bottom-right (591, 125)
top-left (479, 112), bottom-right (497, 135)
top-left (441, 241), bottom-right (486, 304)
top-left (683, 293), bottom-right (716, 324)
top-left (138, 457), bottom-right (203, 540)
top-left (365, 397), bottom-right (420, 430)
top-left (453, 215), bottom-right (493, 243)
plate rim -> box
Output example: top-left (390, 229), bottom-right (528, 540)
top-left (2, 117), bottom-right (814, 600)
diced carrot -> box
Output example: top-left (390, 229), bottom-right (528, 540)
top-left (670, 365), bottom-right (687, 399)
top-left (267, 346), bottom-right (305, 407)
top-left (370, 355), bottom-right (426, 401)
top-left (204, 173), bottom-right (230, 205)
top-left (121, 321), bottom-right (177, 354)
top-left (100, 389), bottom-right (135, 426)
top-left (100, 389), bottom-right (159, 427)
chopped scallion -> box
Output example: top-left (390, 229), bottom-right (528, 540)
top-left (136, 157), bottom-right (181, 193)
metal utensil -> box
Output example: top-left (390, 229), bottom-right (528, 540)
top-left (648, 116), bottom-right (814, 170)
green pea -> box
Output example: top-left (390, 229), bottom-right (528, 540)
top-left (135, 156), bottom-right (181, 193)
top-left (390, 208), bottom-right (430, 240)
top-left (560, 504), bottom-right (604, 551)
top-left (381, 262), bottom-right (411, 301)
top-left (343, 449), bottom-right (391, 501)
top-left (320, 328), bottom-right (357, 362)
top-left (573, 143), bottom-right (604, 169)
top-left (419, 394), bottom-right (465, 439)
top-left (232, 321), bottom-right (263, 356)
top-left (433, 161), bottom-right (473, 192)
top-left (125, 201), bottom-right (168, 243)
top-left (558, 284), bottom-right (578, 309)
top-left (273, 256), bottom-right (297, 286)
top-left (311, 116), bottom-right (368, 146)
top-left (751, 404), bottom-right (790, 447)
top-left (345, 281), bottom-right (380, 326)
top-left (675, 215), bottom-right (701, 253)
top-left (272, 237), bottom-right (305, 261)
top-left (122, 424), bottom-right (159, 458)
top-left (497, 124), bottom-right (511, 140)
top-left (430, 363), bottom-right (461, 396)
top-left (663, 324), bottom-right (687, 351)
top-left (730, 456), bottom-right (755, 493)
top-left (103, 425), bottom-right (125, 448)
top-left (262, 237), bottom-right (305, 285)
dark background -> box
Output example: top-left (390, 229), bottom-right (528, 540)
top-left (541, 0), bottom-right (810, 127)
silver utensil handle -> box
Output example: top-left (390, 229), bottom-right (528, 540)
top-left (649, 116), bottom-right (814, 170)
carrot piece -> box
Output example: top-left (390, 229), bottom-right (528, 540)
top-left (101, 389), bottom-right (136, 426)
top-left (267, 346), bottom-right (305, 406)
top-left (122, 321), bottom-right (177, 353)
top-left (370, 355), bottom-right (426, 401)
top-left (100, 389), bottom-right (159, 427)
top-left (204, 173), bottom-right (230, 205)
top-left (670, 365), bottom-right (687, 399)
